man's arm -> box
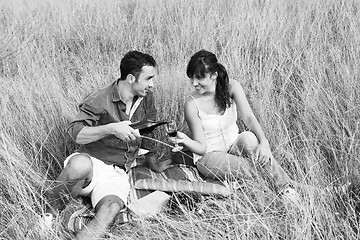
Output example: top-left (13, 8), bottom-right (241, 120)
top-left (75, 121), bottom-right (140, 144)
top-left (68, 100), bottom-right (140, 144)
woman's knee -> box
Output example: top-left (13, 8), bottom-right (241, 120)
top-left (196, 160), bottom-right (212, 178)
top-left (197, 162), bottom-right (223, 180)
top-left (236, 131), bottom-right (259, 156)
top-left (196, 153), bottom-right (235, 180)
top-left (64, 153), bottom-right (93, 181)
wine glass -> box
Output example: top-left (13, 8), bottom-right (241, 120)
top-left (165, 120), bottom-right (183, 152)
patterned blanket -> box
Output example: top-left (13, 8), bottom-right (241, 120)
top-left (128, 164), bottom-right (230, 201)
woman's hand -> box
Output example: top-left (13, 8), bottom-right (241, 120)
top-left (169, 131), bottom-right (207, 156)
top-left (169, 131), bottom-right (190, 146)
top-left (255, 140), bottom-right (273, 167)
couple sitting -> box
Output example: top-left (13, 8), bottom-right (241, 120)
top-left (45, 50), bottom-right (299, 240)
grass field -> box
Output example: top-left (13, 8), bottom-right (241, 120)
top-left (1, 0), bottom-right (360, 239)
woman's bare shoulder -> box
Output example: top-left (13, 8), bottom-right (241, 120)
top-left (229, 79), bottom-right (244, 96)
top-left (229, 79), bottom-right (242, 88)
top-left (184, 94), bottom-right (195, 107)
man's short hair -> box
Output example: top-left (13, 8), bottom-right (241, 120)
top-left (120, 51), bottom-right (156, 80)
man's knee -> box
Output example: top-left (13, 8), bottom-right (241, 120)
top-left (64, 153), bottom-right (93, 181)
top-left (95, 195), bottom-right (124, 222)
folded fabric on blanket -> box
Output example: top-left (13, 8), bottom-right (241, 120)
top-left (135, 178), bottom-right (230, 196)
top-left (129, 164), bottom-right (230, 200)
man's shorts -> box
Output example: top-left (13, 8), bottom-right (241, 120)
top-left (64, 153), bottom-right (130, 208)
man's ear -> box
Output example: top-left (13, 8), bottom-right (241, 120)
top-left (127, 74), bottom-right (136, 84)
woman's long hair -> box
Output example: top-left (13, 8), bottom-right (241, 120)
top-left (186, 50), bottom-right (231, 113)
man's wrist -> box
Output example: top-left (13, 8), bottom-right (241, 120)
top-left (103, 123), bottom-right (115, 136)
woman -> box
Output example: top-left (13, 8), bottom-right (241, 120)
top-left (175, 50), bottom-right (299, 203)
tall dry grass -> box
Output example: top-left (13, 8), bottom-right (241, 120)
top-left (0, 0), bottom-right (359, 239)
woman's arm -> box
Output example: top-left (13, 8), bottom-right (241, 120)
top-left (230, 80), bottom-right (272, 164)
top-left (175, 97), bottom-right (207, 156)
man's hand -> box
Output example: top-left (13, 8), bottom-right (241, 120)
top-left (109, 121), bottom-right (140, 142)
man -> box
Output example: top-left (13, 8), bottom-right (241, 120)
top-left (46, 51), bottom-right (171, 240)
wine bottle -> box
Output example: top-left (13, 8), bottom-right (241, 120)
top-left (130, 119), bottom-right (167, 134)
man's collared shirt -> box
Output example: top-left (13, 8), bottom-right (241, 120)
top-left (67, 79), bottom-right (157, 170)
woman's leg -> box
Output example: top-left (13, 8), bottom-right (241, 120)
top-left (229, 131), bottom-right (293, 189)
top-left (196, 151), bottom-right (254, 181)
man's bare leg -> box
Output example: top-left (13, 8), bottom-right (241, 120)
top-left (46, 154), bottom-right (93, 215)
top-left (75, 195), bottom-right (124, 240)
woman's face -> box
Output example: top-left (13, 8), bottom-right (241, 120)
top-left (190, 72), bottom-right (217, 94)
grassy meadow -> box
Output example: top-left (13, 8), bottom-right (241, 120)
top-left (1, 0), bottom-right (360, 239)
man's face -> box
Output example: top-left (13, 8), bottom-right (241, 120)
top-left (132, 65), bottom-right (156, 97)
